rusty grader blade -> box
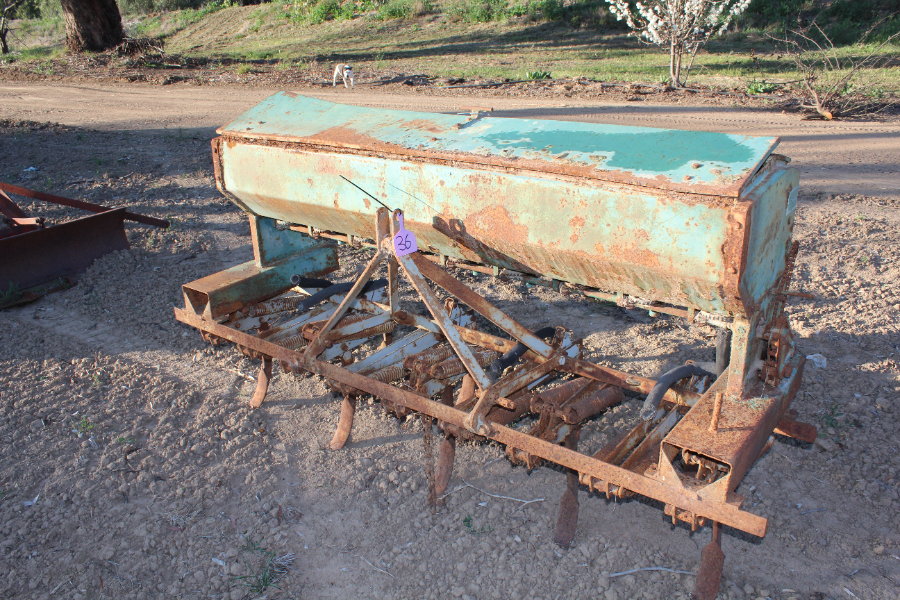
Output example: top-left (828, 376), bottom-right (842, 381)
top-left (0, 182), bottom-right (169, 304)
top-left (175, 94), bottom-right (818, 595)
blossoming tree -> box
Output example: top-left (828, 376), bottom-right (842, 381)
top-left (606, 0), bottom-right (752, 87)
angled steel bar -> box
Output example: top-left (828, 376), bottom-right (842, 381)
top-left (411, 252), bottom-right (554, 359)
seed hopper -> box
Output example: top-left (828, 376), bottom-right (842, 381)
top-left (175, 93), bottom-right (816, 598)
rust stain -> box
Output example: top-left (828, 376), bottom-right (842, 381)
top-left (611, 246), bottom-right (661, 268)
top-left (569, 215), bottom-right (585, 245)
top-left (467, 204), bottom-right (530, 243)
top-left (400, 119), bottom-right (446, 134)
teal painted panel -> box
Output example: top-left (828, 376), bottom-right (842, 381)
top-left (218, 93), bottom-right (779, 197)
top-left (741, 167), bottom-right (800, 307)
top-left (220, 142), bottom-right (732, 313)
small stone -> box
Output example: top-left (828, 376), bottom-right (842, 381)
top-left (814, 437), bottom-right (837, 452)
top-left (874, 545), bottom-right (885, 555)
top-left (743, 584), bottom-right (755, 595)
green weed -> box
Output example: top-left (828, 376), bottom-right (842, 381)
top-left (0, 283), bottom-right (22, 306)
top-left (377, 0), bottom-right (432, 21)
top-left (525, 70), bottom-right (552, 80)
top-left (77, 416), bottom-right (94, 434)
top-left (462, 514), bottom-right (492, 535)
top-left (746, 79), bottom-right (777, 94)
top-left (821, 403), bottom-right (844, 429)
top-left (231, 542), bottom-right (294, 595)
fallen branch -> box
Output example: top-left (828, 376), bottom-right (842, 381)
top-left (439, 480), bottom-right (545, 506)
top-left (359, 556), bottom-right (395, 579)
top-left (609, 566), bottom-right (695, 578)
top-left (443, 78), bottom-right (569, 89)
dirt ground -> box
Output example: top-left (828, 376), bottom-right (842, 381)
top-left (1, 83), bottom-right (899, 600)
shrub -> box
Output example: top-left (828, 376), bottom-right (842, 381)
top-left (376, 0), bottom-right (432, 20)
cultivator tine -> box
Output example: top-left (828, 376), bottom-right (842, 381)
top-left (330, 395), bottom-right (357, 450)
top-left (553, 430), bottom-right (581, 548)
top-left (692, 522), bottom-right (725, 600)
top-left (433, 435), bottom-right (457, 497)
top-left (249, 357), bottom-right (273, 409)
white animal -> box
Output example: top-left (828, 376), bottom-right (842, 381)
top-left (332, 64), bottom-right (354, 89)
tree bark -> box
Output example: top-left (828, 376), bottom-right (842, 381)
top-left (60, 0), bottom-right (124, 53)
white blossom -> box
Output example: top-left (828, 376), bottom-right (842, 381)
top-left (604, 0), bottom-right (751, 86)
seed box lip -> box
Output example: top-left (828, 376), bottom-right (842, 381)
top-left (217, 93), bottom-right (780, 198)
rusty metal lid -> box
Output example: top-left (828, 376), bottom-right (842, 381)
top-left (218, 93), bottom-right (780, 198)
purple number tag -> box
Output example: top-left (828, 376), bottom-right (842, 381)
top-left (392, 214), bottom-right (418, 257)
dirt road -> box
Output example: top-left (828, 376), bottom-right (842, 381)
top-left (1, 83), bottom-right (899, 600)
top-left (1, 82), bottom-right (899, 199)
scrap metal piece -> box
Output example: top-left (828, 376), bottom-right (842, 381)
top-left (0, 208), bottom-right (129, 291)
top-left (553, 430), bottom-right (581, 548)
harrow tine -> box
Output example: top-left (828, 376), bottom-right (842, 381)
top-left (691, 521), bottom-right (725, 600)
top-left (249, 357), bottom-right (273, 409)
top-left (434, 435), bottom-right (457, 497)
top-left (553, 429), bottom-right (581, 548)
top-left (330, 394), bottom-right (357, 450)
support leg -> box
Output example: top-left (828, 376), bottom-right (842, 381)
top-left (249, 357), bottom-right (273, 409)
top-left (330, 395), bottom-right (357, 450)
top-left (692, 521), bottom-right (725, 600)
top-left (553, 429), bottom-right (580, 548)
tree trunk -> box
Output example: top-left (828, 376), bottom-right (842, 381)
top-left (670, 38), bottom-right (676, 85)
top-left (60, 0), bottom-right (124, 53)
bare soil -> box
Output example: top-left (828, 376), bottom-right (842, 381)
top-left (0, 85), bottom-right (899, 600)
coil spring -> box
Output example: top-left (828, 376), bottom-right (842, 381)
top-left (245, 295), bottom-right (305, 317)
top-left (303, 312), bottom-right (371, 340)
top-left (429, 350), bottom-right (498, 380)
top-left (403, 345), bottom-right (455, 371)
